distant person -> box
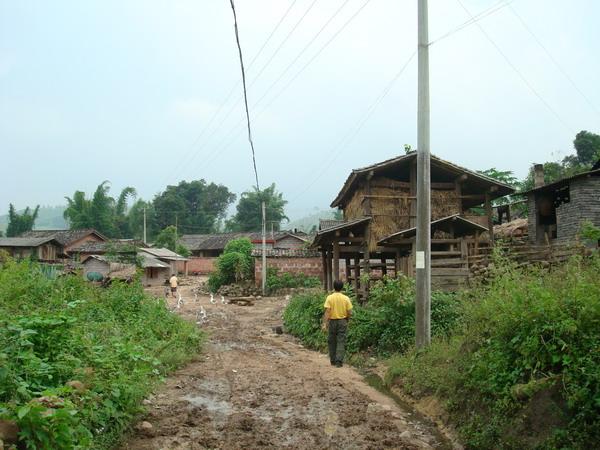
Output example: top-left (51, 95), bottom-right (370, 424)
top-left (322, 280), bottom-right (353, 367)
top-left (169, 274), bottom-right (178, 297)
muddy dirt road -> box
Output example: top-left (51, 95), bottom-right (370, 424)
top-left (122, 286), bottom-right (451, 449)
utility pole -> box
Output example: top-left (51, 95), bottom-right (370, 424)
top-left (261, 201), bottom-right (267, 295)
top-left (143, 207), bottom-right (147, 244)
top-left (416, 0), bottom-right (431, 348)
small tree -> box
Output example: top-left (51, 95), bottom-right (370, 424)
top-left (153, 225), bottom-right (190, 257)
top-left (208, 238), bottom-right (254, 291)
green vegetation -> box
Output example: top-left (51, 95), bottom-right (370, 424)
top-left (265, 267), bottom-right (321, 293)
top-left (283, 276), bottom-right (462, 356)
top-left (226, 183), bottom-right (288, 232)
top-left (0, 259), bottom-right (202, 449)
top-left (386, 255), bottom-right (600, 449)
top-left (153, 225), bottom-right (190, 257)
top-left (207, 238), bottom-right (254, 292)
top-left (6, 204), bottom-right (40, 237)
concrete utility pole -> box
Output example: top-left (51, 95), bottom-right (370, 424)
top-left (416, 0), bottom-right (431, 348)
top-left (261, 201), bottom-right (267, 295)
top-left (143, 207), bottom-right (147, 244)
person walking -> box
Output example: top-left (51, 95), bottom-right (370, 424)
top-left (169, 274), bottom-right (178, 298)
top-left (322, 280), bottom-right (353, 367)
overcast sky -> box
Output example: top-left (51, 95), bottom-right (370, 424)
top-left (1, 0), bottom-right (599, 220)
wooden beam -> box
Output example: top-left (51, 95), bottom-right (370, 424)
top-left (326, 250), bottom-right (333, 291)
top-left (321, 251), bottom-right (327, 291)
top-left (345, 257), bottom-right (351, 282)
top-left (431, 182), bottom-right (456, 190)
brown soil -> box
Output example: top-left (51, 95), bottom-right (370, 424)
top-left (121, 283), bottom-right (449, 450)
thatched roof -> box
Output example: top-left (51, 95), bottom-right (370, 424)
top-left (20, 229), bottom-right (107, 246)
top-left (378, 214), bottom-right (488, 245)
top-left (0, 237), bottom-right (61, 247)
top-left (331, 152), bottom-right (515, 209)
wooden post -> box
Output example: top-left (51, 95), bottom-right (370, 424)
top-left (326, 249), bottom-right (333, 291)
top-left (345, 257), bottom-right (351, 282)
top-left (321, 251), bottom-right (328, 291)
top-left (365, 171), bottom-right (374, 216)
top-left (485, 192), bottom-right (494, 246)
top-left (333, 241), bottom-right (340, 283)
top-left (381, 257), bottom-right (387, 276)
top-left (474, 230), bottom-right (480, 255)
top-left (354, 256), bottom-right (361, 296)
top-left (395, 249), bottom-right (401, 277)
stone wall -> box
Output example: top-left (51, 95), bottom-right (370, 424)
top-left (556, 177), bottom-right (600, 243)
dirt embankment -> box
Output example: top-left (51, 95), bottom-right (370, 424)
top-left (121, 284), bottom-right (452, 450)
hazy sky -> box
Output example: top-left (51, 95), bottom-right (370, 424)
top-left (1, 0), bottom-right (599, 220)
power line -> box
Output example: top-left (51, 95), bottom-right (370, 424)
top-left (506, 2), bottom-right (600, 118)
top-left (229, 0), bottom-right (260, 191)
top-left (455, 0), bottom-right (574, 134)
top-left (165, 0), bottom-right (299, 186)
top-left (188, 0), bottom-right (374, 177)
top-left (289, 50), bottom-right (417, 202)
top-left (429, 0), bottom-right (516, 46)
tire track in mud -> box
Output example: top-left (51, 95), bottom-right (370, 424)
top-left (121, 290), bottom-right (453, 450)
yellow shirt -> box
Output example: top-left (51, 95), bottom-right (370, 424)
top-left (324, 292), bottom-right (353, 319)
top-left (169, 276), bottom-right (178, 288)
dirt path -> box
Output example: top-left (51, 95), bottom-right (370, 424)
top-left (121, 285), bottom-right (451, 450)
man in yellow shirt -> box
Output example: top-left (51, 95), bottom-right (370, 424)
top-left (169, 274), bottom-right (178, 297)
top-left (322, 280), bottom-right (353, 367)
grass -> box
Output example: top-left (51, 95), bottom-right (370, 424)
top-left (0, 257), bottom-right (203, 449)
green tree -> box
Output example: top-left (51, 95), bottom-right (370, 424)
top-left (207, 237), bottom-right (254, 291)
top-left (152, 180), bottom-right (235, 235)
top-left (573, 130), bottom-right (600, 166)
top-left (6, 204), bottom-right (40, 237)
top-left (153, 225), bottom-right (189, 256)
top-left (64, 182), bottom-right (136, 237)
top-left (127, 199), bottom-right (155, 241)
top-left (227, 183), bottom-right (288, 232)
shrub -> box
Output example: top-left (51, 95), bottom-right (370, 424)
top-left (207, 238), bottom-right (254, 292)
top-left (387, 255), bottom-right (600, 449)
top-left (265, 267), bottom-right (321, 293)
top-left (0, 258), bottom-right (203, 449)
top-left (283, 275), bottom-right (463, 356)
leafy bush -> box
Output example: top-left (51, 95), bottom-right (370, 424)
top-left (208, 238), bottom-right (254, 292)
top-left (0, 259), bottom-right (203, 449)
top-left (265, 267), bottom-right (321, 293)
top-left (387, 255), bottom-right (600, 449)
top-left (283, 276), bottom-right (462, 356)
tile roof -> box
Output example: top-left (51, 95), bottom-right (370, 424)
top-left (0, 237), bottom-right (61, 247)
top-left (180, 231), bottom-right (307, 251)
top-left (20, 229), bottom-right (106, 246)
top-left (520, 168), bottom-right (600, 194)
top-left (139, 247), bottom-right (188, 261)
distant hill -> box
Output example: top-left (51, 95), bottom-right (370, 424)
top-left (286, 209), bottom-right (340, 233)
top-left (0, 205), bottom-right (68, 233)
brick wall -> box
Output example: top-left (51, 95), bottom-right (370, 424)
top-left (187, 257), bottom-right (217, 275)
top-left (254, 257), bottom-right (350, 286)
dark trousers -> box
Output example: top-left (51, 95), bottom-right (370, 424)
top-left (328, 319), bottom-right (348, 365)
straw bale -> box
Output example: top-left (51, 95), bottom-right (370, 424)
top-left (432, 189), bottom-right (460, 220)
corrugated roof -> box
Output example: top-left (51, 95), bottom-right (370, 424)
top-left (20, 229), bottom-right (107, 246)
top-left (140, 253), bottom-right (170, 268)
top-left (331, 152), bottom-right (515, 208)
top-left (0, 237), bottom-right (60, 247)
top-left (139, 247), bottom-right (187, 261)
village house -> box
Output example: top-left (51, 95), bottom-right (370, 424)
top-left (81, 255), bottom-right (136, 282)
top-left (525, 161), bottom-right (600, 245)
top-left (138, 247), bottom-right (189, 276)
top-left (312, 152), bottom-right (515, 296)
top-left (180, 231), bottom-right (309, 257)
top-left (20, 229), bottom-right (107, 259)
top-left (0, 237), bottom-right (63, 262)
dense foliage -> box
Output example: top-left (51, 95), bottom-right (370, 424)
top-left (265, 267), bottom-right (321, 293)
top-left (6, 204), bottom-right (40, 237)
top-left (226, 183), bottom-right (288, 232)
top-left (386, 255), bottom-right (600, 449)
top-left (153, 225), bottom-right (190, 257)
top-left (207, 238), bottom-right (254, 292)
top-left (283, 276), bottom-right (463, 356)
top-left (63, 182), bottom-right (136, 238)
top-left (0, 259), bottom-right (202, 449)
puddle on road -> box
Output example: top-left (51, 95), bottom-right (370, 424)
top-left (362, 372), bottom-right (454, 450)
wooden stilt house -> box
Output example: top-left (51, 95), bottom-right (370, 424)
top-left (312, 152), bottom-right (514, 297)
